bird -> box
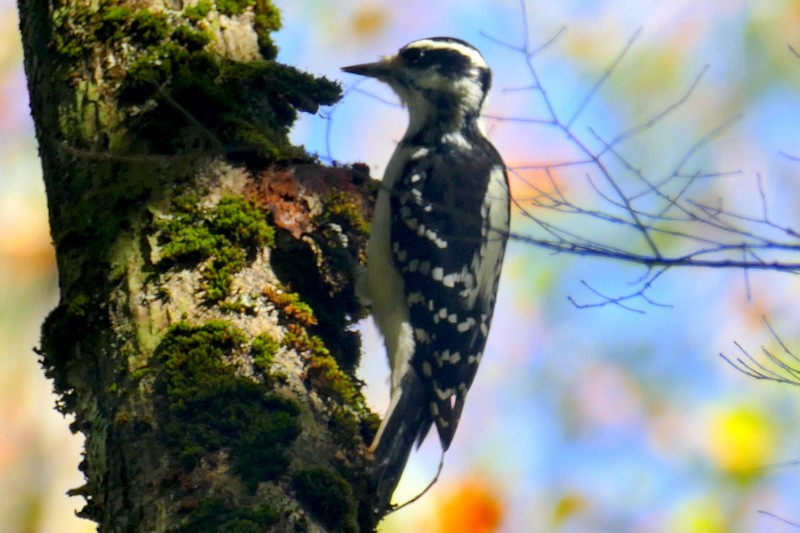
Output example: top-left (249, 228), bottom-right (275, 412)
top-left (342, 36), bottom-right (510, 511)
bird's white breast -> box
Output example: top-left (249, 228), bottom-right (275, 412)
top-left (366, 145), bottom-right (419, 392)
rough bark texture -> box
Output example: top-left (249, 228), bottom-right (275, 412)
top-left (17, 0), bottom-right (383, 530)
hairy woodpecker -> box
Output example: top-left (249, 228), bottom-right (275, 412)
top-left (342, 37), bottom-right (510, 508)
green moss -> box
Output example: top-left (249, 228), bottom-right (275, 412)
top-left (306, 351), bottom-right (376, 444)
top-left (252, 0), bottom-right (281, 58)
top-left (190, 0), bottom-right (281, 57)
top-left (318, 191), bottom-right (370, 236)
top-left (211, 195), bottom-right (276, 245)
top-left (48, 0), bottom-right (337, 158)
top-left (157, 194), bottom-right (275, 304)
top-left (204, 245), bottom-right (247, 302)
top-left (218, 298), bottom-right (257, 314)
top-left (50, 5), bottom-right (95, 61)
top-left (156, 321), bottom-right (301, 488)
top-left (47, 0), bottom-right (336, 159)
top-left (157, 320), bottom-right (246, 401)
top-left (130, 10), bottom-right (170, 44)
top-left (282, 328), bottom-right (375, 445)
top-left (38, 309), bottom-right (76, 413)
top-left (263, 285), bottom-right (317, 326)
top-left (178, 498), bottom-right (279, 533)
top-left (306, 356), bottom-right (359, 408)
top-left (158, 196), bottom-right (215, 260)
top-left (120, 44), bottom-right (340, 158)
top-left (66, 293), bottom-right (90, 317)
top-left (183, 0), bottom-right (212, 22)
top-left (131, 366), bottom-right (153, 380)
top-left (38, 271), bottom-right (115, 416)
top-left (173, 25), bottom-right (211, 51)
top-left (282, 329), bottom-right (329, 359)
top-left (292, 468), bottom-right (357, 533)
top-left (101, 6), bottom-right (132, 23)
top-left (98, 6), bottom-right (133, 41)
top-left (55, 4), bottom-right (168, 61)
top-left (216, 0), bottom-right (252, 16)
top-left (251, 332), bottom-right (279, 374)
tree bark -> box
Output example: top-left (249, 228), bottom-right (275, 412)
top-left (17, 0), bottom-right (381, 530)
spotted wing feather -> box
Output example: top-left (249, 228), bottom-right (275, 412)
top-left (390, 139), bottom-right (508, 449)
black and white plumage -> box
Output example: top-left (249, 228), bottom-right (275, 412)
top-left (342, 37), bottom-right (510, 509)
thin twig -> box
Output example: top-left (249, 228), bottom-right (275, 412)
top-left (567, 29), bottom-right (641, 128)
top-left (385, 451), bottom-right (445, 515)
top-left (758, 511), bottom-right (800, 529)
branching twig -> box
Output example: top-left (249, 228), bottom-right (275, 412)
top-left (481, 11), bottom-right (800, 307)
top-left (721, 316), bottom-right (800, 386)
top-left (567, 29), bottom-right (641, 128)
top-left (567, 268), bottom-right (671, 313)
top-left (338, 1), bottom-right (800, 310)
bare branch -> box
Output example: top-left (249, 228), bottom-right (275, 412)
top-left (350, 86), bottom-right (402, 108)
top-left (779, 150), bottom-right (800, 162)
top-left (338, 4), bottom-right (800, 311)
top-left (721, 317), bottom-right (800, 386)
top-left (611, 65), bottom-right (709, 145)
top-left (508, 231), bottom-right (800, 271)
top-left (758, 511), bottom-right (800, 529)
top-left (567, 29), bottom-right (641, 128)
top-left (567, 267), bottom-right (671, 313)
top-left (476, 20), bottom-right (800, 307)
top-left (757, 172), bottom-right (769, 222)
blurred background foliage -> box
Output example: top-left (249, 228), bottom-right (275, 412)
top-left (3, 0), bottom-right (800, 531)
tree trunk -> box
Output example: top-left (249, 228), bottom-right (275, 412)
top-left (17, 0), bottom-right (381, 530)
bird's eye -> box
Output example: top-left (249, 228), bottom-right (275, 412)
top-left (401, 48), bottom-right (425, 67)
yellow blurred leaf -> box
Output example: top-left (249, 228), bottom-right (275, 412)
top-left (552, 492), bottom-right (587, 528)
top-left (670, 498), bottom-right (727, 533)
top-left (707, 406), bottom-right (775, 475)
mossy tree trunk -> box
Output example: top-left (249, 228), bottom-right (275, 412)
top-left (17, 0), bottom-right (382, 530)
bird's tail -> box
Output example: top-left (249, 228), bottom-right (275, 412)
top-left (370, 369), bottom-right (431, 513)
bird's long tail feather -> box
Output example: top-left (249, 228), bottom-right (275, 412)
top-left (370, 370), bottom-right (430, 513)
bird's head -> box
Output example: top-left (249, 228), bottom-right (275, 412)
top-left (343, 37), bottom-right (492, 134)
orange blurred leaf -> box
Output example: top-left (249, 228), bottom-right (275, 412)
top-left (351, 6), bottom-right (387, 38)
top-left (434, 477), bottom-right (503, 533)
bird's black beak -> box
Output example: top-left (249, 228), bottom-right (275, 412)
top-left (341, 58), bottom-right (396, 80)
